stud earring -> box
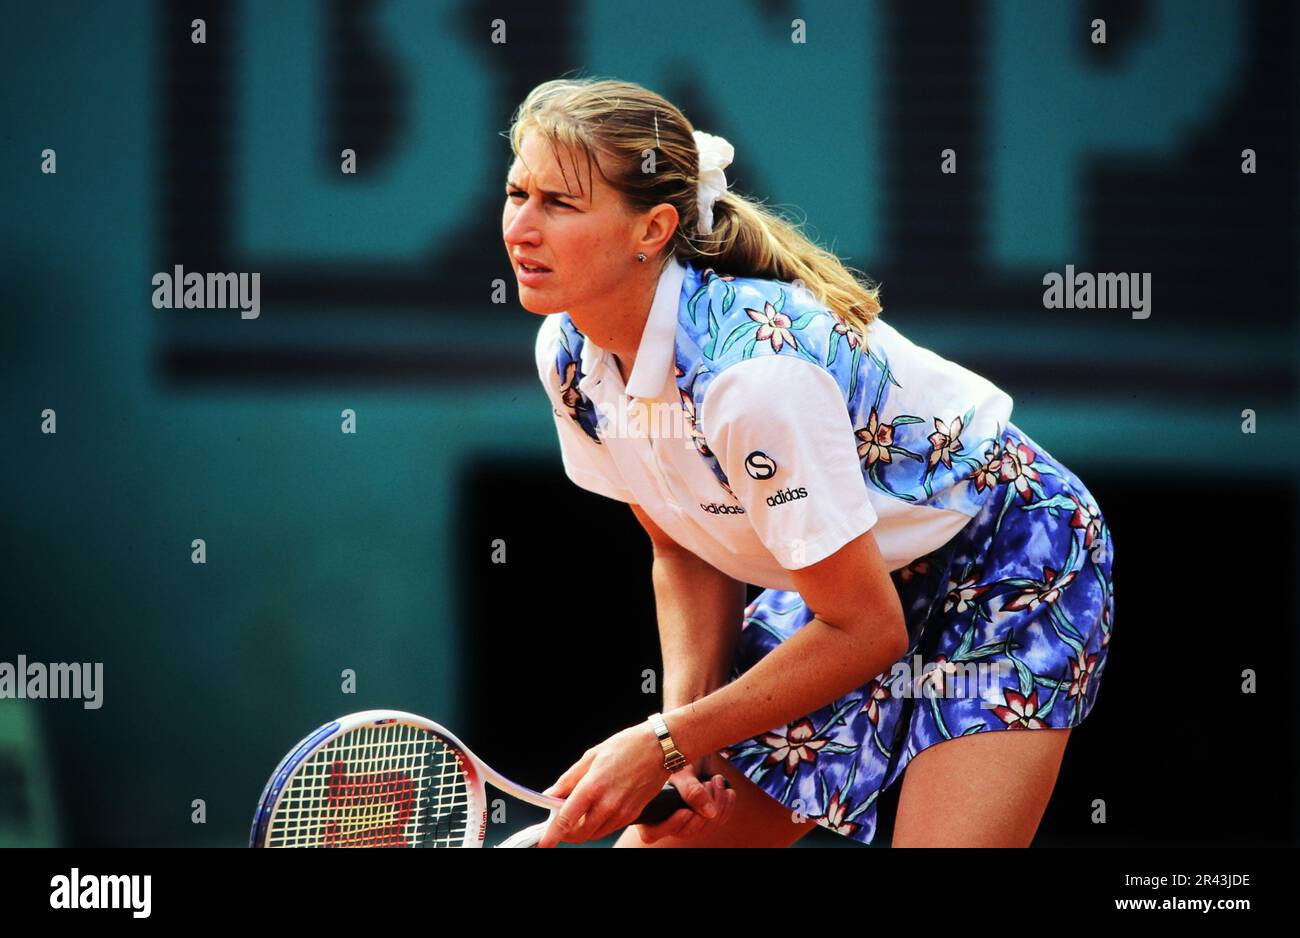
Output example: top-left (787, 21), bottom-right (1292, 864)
top-left (636, 253), bottom-right (646, 262)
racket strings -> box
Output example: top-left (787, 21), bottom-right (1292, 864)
top-left (267, 722), bottom-right (471, 847)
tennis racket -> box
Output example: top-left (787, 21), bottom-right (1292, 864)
top-left (249, 709), bottom-right (709, 847)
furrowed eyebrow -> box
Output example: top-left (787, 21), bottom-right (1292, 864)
top-left (505, 177), bottom-right (583, 201)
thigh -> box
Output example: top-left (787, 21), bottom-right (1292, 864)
top-left (891, 726), bottom-right (1071, 848)
top-left (613, 755), bottom-right (818, 848)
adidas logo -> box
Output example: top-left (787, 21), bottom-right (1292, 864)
top-left (765, 486), bottom-right (808, 507)
top-left (699, 502), bottom-right (746, 515)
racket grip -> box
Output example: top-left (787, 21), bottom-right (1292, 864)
top-left (632, 775), bottom-right (732, 827)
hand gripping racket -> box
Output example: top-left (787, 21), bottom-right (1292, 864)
top-left (249, 709), bottom-right (708, 847)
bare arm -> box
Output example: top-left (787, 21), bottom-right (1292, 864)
top-left (629, 504), bottom-right (746, 712)
top-left (661, 527), bottom-right (909, 763)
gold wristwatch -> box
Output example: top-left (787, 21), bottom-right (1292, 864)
top-left (647, 712), bottom-right (688, 772)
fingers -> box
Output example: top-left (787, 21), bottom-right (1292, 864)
top-left (536, 809), bottom-right (573, 849)
top-left (539, 807), bottom-right (596, 848)
top-left (638, 775), bottom-right (737, 844)
top-left (638, 807), bottom-right (697, 843)
top-left (540, 779), bottom-right (627, 847)
top-left (537, 781), bottom-right (598, 849)
top-left (675, 773), bottom-right (720, 820)
top-left (541, 768), bottom-right (739, 847)
top-left (678, 777), bottom-right (735, 837)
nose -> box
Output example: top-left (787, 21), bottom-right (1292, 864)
top-left (502, 198), bottom-right (542, 248)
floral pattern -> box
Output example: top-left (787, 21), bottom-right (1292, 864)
top-left (723, 422), bottom-right (1114, 845)
top-left (550, 322), bottom-right (606, 444)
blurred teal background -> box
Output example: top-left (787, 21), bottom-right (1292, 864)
top-left (1, 0), bottom-right (1296, 847)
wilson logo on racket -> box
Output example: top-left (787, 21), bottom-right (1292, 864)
top-left (323, 761), bottom-right (416, 848)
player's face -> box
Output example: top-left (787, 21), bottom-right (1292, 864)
top-left (502, 132), bottom-right (639, 316)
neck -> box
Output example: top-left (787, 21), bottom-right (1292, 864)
top-left (567, 261), bottom-right (660, 366)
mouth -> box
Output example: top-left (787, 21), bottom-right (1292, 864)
top-left (517, 262), bottom-right (552, 273)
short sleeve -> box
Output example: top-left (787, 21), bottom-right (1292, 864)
top-left (700, 355), bottom-right (877, 569)
top-left (535, 316), bottom-right (635, 504)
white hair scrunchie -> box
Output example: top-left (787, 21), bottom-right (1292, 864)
top-left (692, 130), bottom-right (734, 236)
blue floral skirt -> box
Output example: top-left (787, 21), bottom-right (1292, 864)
top-left (718, 421), bottom-right (1115, 845)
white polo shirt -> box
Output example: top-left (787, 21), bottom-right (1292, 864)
top-left (535, 256), bottom-right (1014, 591)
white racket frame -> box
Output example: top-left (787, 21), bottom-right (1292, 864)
top-left (250, 709), bottom-right (566, 848)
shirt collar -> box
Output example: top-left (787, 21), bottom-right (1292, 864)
top-left (624, 254), bottom-right (687, 402)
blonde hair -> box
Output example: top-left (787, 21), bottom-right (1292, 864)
top-left (504, 75), bottom-right (883, 337)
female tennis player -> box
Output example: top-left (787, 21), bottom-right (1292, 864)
top-left (503, 77), bottom-right (1115, 848)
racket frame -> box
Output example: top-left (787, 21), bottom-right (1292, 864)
top-left (249, 709), bottom-right (567, 848)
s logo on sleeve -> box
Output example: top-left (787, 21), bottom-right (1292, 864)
top-left (744, 450), bottom-right (778, 480)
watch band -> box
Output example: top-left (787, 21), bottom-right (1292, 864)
top-left (647, 712), bottom-right (688, 773)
